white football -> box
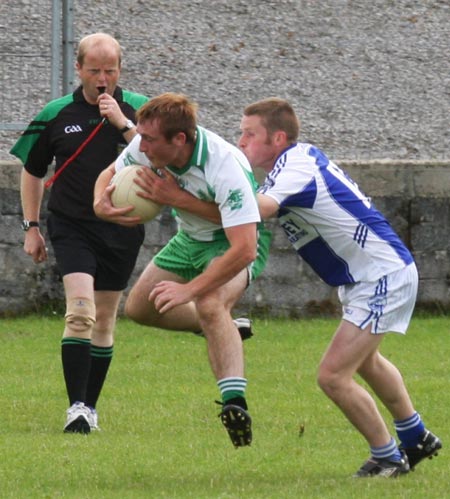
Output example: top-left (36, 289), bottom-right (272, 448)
top-left (110, 166), bottom-right (162, 222)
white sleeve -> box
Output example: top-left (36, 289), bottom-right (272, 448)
top-left (209, 151), bottom-right (261, 228)
top-left (260, 155), bottom-right (315, 205)
top-left (114, 134), bottom-right (151, 173)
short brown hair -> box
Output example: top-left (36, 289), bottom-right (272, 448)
top-left (244, 98), bottom-right (300, 143)
top-left (136, 92), bottom-right (198, 143)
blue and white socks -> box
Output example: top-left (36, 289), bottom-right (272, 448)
top-left (395, 412), bottom-right (425, 447)
top-left (371, 412), bottom-right (425, 462)
top-left (371, 437), bottom-right (403, 462)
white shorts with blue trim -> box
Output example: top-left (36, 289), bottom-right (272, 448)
top-left (338, 263), bottom-right (418, 335)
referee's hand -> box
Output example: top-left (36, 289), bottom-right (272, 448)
top-left (24, 230), bottom-right (48, 264)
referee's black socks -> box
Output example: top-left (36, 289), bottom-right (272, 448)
top-left (85, 345), bottom-right (114, 409)
top-left (61, 337), bottom-right (91, 405)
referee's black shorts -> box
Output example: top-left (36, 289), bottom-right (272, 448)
top-left (47, 212), bottom-right (145, 291)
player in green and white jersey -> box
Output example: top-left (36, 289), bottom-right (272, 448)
top-left (94, 92), bottom-right (271, 447)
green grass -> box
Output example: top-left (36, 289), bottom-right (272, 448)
top-left (0, 315), bottom-right (448, 498)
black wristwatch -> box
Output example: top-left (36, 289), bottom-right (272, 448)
top-left (119, 119), bottom-right (134, 134)
top-left (21, 220), bottom-right (40, 231)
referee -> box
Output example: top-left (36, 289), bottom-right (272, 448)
top-left (10, 33), bottom-right (148, 433)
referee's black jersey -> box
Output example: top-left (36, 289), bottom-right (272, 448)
top-left (11, 86), bottom-right (148, 221)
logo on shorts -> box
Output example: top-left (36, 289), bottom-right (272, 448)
top-left (368, 296), bottom-right (387, 314)
top-left (226, 188), bottom-right (244, 210)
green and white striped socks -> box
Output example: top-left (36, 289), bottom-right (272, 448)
top-left (217, 377), bottom-right (247, 405)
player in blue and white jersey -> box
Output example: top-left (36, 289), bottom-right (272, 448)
top-left (238, 97), bottom-right (441, 477)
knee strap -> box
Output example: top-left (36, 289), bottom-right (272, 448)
top-left (65, 297), bottom-right (96, 334)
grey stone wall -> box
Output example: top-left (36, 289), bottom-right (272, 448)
top-left (1, 160), bottom-right (449, 318)
top-left (1, 0), bottom-right (448, 317)
top-left (1, 0), bottom-right (449, 162)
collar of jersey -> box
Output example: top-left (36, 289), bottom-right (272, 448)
top-left (274, 142), bottom-right (298, 166)
top-left (166, 126), bottom-right (207, 175)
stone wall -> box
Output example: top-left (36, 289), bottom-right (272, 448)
top-left (1, 160), bottom-right (449, 318)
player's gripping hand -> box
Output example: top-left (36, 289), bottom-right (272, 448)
top-left (134, 167), bottom-right (183, 206)
top-left (93, 183), bottom-right (143, 227)
top-left (149, 280), bottom-right (195, 314)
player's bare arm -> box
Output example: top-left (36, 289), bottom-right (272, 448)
top-left (150, 222), bottom-right (257, 313)
top-left (135, 166), bottom-right (221, 224)
top-left (93, 163), bottom-right (142, 226)
top-left (257, 193), bottom-right (280, 220)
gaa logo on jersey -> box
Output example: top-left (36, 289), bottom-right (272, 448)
top-left (64, 125), bottom-right (82, 134)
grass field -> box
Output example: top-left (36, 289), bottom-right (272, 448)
top-left (0, 315), bottom-right (448, 498)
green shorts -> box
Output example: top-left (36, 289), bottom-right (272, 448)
top-left (153, 225), bottom-right (271, 282)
